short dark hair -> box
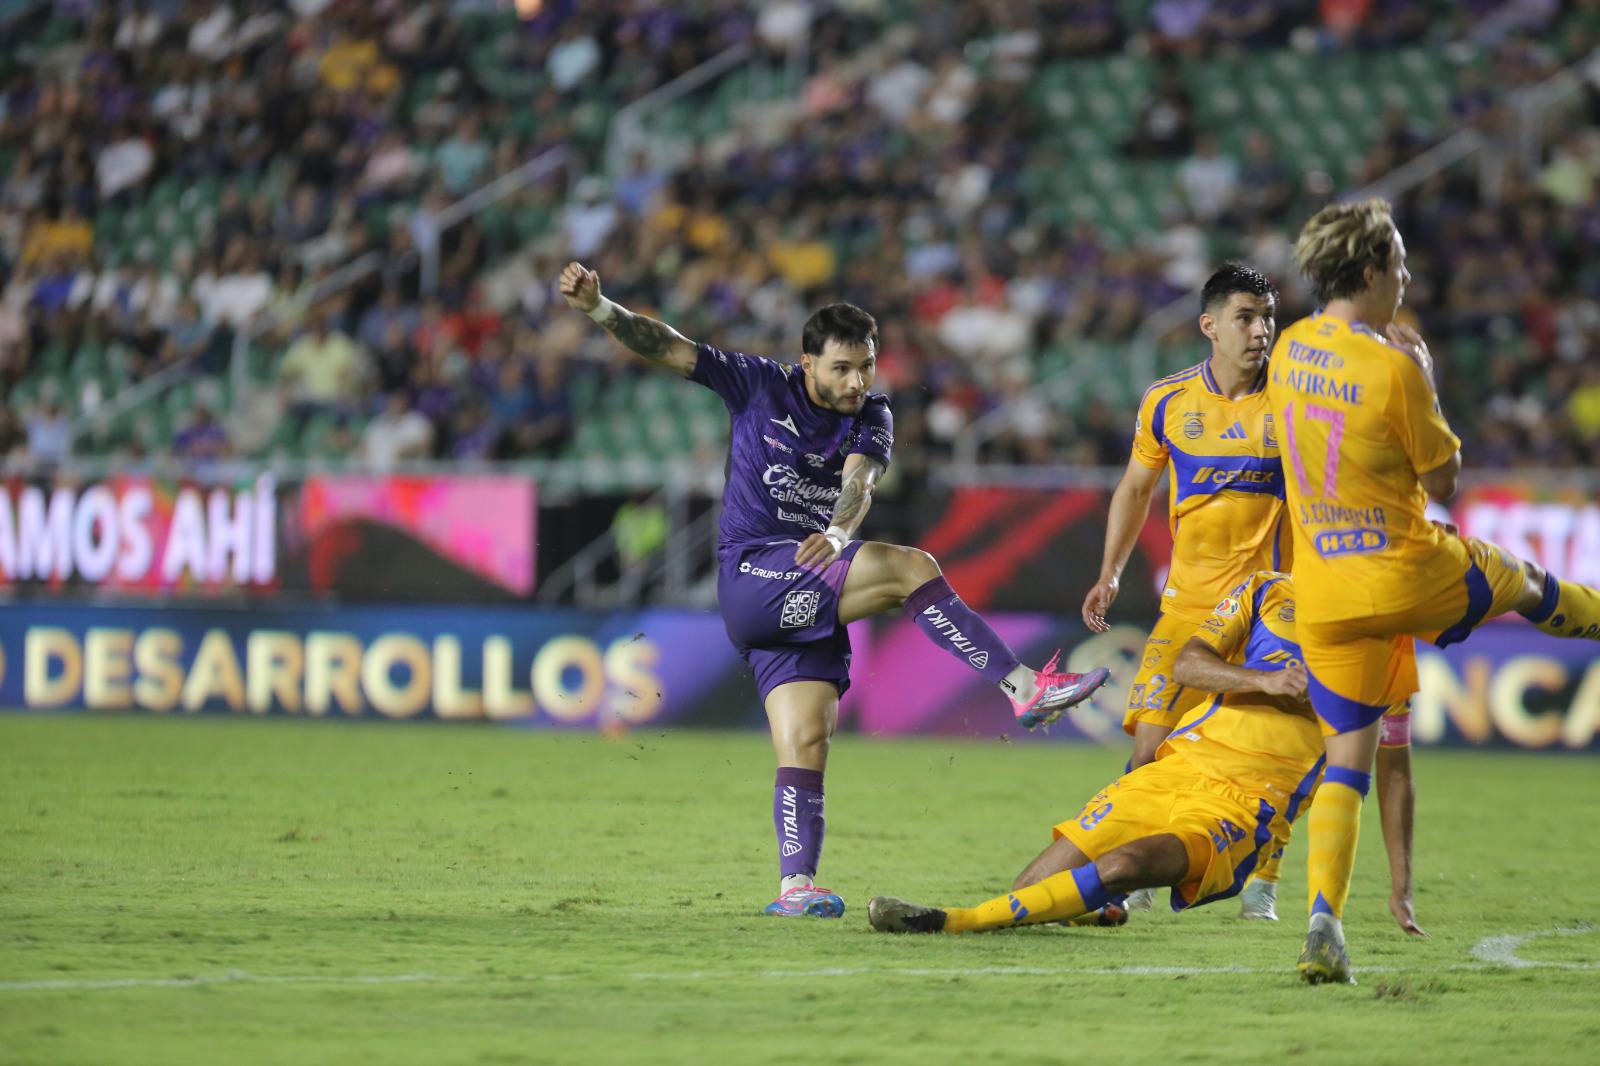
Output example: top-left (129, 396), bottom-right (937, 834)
top-left (802, 303), bottom-right (878, 357)
top-left (1200, 262), bottom-right (1278, 315)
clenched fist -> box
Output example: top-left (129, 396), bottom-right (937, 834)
top-left (559, 261), bottom-right (601, 314)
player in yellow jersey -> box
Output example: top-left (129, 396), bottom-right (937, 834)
top-left (1268, 199), bottom-right (1600, 984)
top-left (1082, 263), bottom-right (1292, 915)
top-left (868, 572), bottom-right (1422, 940)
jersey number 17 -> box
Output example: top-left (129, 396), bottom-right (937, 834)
top-left (1282, 402), bottom-right (1345, 500)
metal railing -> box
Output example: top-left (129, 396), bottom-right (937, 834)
top-left (535, 487), bottom-right (719, 608)
top-left (417, 145), bottom-right (573, 296)
top-left (604, 42), bottom-right (756, 180)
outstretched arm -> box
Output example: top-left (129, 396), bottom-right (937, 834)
top-left (1173, 638), bottom-right (1308, 700)
top-left (559, 261), bottom-right (697, 377)
top-left (794, 453), bottom-right (886, 570)
top-left (1376, 740), bottom-right (1427, 937)
top-left (1082, 455), bottom-right (1164, 632)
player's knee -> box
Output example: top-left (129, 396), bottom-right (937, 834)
top-left (1094, 849), bottom-right (1141, 892)
top-left (891, 546), bottom-right (941, 592)
top-left (1519, 559), bottom-right (1550, 612)
top-left (783, 719), bottom-right (832, 757)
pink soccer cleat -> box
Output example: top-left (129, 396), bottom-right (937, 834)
top-left (1012, 652), bottom-right (1111, 730)
top-left (764, 885), bottom-right (845, 918)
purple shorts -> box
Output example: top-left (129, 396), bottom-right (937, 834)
top-left (717, 538), bottom-right (865, 703)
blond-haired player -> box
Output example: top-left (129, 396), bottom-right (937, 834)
top-left (1082, 262), bottom-right (1292, 916)
top-left (1269, 199), bottom-right (1600, 983)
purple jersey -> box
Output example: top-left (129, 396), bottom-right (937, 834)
top-left (692, 343), bottom-right (893, 556)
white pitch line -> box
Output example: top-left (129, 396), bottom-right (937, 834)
top-left (3, 928), bottom-right (1596, 994)
top-left (1470, 925), bottom-right (1598, 969)
top-left (0, 971), bottom-right (468, 992)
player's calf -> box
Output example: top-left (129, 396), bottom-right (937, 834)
top-left (1519, 562), bottom-right (1600, 641)
top-left (843, 543), bottom-right (1111, 729)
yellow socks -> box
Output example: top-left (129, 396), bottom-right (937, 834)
top-left (943, 864), bottom-right (1111, 933)
top-left (1254, 845), bottom-right (1283, 885)
top-left (1305, 768), bottom-right (1369, 921)
top-left (1522, 573), bottom-right (1600, 640)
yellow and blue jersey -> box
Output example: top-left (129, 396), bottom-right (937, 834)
top-left (1063, 570), bottom-right (1410, 911)
top-left (1133, 360), bottom-right (1293, 617)
top-left (1265, 312), bottom-right (1462, 623)
top-left (1161, 571), bottom-right (1325, 798)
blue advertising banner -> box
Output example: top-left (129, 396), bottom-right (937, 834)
top-left (0, 604), bottom-right (745, 728)
top-left (1, 605), bottom-right (1594, 750)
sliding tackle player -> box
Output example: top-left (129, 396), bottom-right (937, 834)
top-left (869, 571), bottom-right (1422, 948)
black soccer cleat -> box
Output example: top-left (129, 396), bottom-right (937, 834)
top-left (1297, 927), bottom-right (1356, 985)
top-left (868, 896), bottom-right (948, 933)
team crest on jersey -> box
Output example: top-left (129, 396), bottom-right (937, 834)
top-left (1278, 601), bottom-right (1295, 623)
top-left (1263, 413), bottom-right (1278, 449)
top-left (1183, 412), bottom-right (1205, 440)
top-left (968, 651), bottom-right (989, 669)
top-left (780, 590), bottom-right (821, 629)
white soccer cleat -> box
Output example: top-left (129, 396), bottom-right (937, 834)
top-left (1239, 878), bottom-right (1278, 920)
top-left (1125, 887), bottom-right (1156, 912)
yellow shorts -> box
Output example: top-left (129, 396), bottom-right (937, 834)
top-left (1053, 752), bottom-right (1293, 912)
top-left (1121, 608), bottom-right (1213, 735)
top-left (1301, 536), bottom-right (1532, 733)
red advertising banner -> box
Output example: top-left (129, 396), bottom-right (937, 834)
top-left (0, 473), bottom-right (536, 601)
top-left (912, 476), bottom-right (1600, 614)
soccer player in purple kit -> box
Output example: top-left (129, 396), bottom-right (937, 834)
top-left (559, 261), bottom-right (1111, 919)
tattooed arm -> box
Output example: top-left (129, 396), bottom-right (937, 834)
top-left (794, 453), bottom-right (886, 569)
top-left (559, 261), bottom-right (696, 377)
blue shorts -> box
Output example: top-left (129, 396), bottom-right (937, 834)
top-left (717, 539), bottom-right (864, 703)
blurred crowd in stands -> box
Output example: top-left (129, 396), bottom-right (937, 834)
top-left (1, 0), bottom-right (1598, 473)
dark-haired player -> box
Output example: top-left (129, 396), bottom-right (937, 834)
top-left (559, 262), bottom-right (1110, 919)
top-left (1080, 262), bottom-right (1291, 917)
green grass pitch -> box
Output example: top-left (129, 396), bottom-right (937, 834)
top-left (2, 715), bottom-right (1598, 1065)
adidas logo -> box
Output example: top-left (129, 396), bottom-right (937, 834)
top-left (1220, 421), bottom-right (1248, 440)
top-left (968, 651), bottom-right (989, 669)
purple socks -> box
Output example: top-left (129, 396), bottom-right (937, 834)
top-left (903, 576), bottom-right (1023, 688)
top-left (774, 767), bottom-right (825, 880)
